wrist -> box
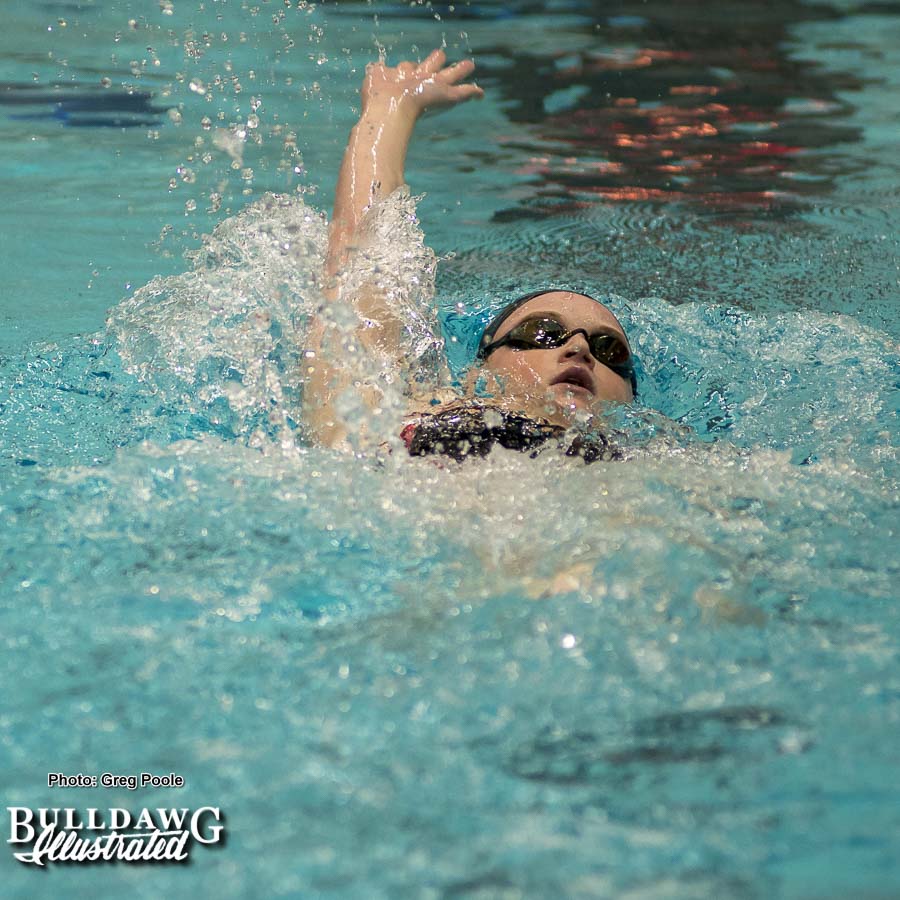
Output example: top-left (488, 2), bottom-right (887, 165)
top-left (359, 94), bottom-right (419, 128)
top-left (352, 101), bottom-right (417, 169)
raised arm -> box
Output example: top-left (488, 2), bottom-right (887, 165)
top-left (305, 50), bottom-right (482, 449)
top-left (326, 49), bottom-right (483, 278)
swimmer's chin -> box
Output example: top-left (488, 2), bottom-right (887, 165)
top-left (494, 385), bottom-right (602, 427)
top-left (538, 387), bottom-right (624, 428)
top-left (551, 382), bottom-right (594, 406)
top-left (545, 384), bottom-right (594, 421)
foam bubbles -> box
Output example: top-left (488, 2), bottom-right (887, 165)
top-left (108, 193), bottom-right (325, 445)
top-left (107, 187), bottom-right (447, 451)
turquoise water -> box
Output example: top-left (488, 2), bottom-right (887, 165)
top-left (1, 1), bottom-right (898, 897)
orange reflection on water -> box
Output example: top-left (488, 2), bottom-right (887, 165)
top-left (582, 186), bottom-right (784, 208)
top-left (498, 36), bottom-right (854, 216)
top-left (670, 85), bottom-right (721, 96)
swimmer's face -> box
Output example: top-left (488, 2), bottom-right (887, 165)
top-left (480, 292), bottom-right (633, 422)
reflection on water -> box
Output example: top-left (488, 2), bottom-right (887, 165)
top-left (501, 706), bottom-right (793, 785)
top-left (0, 82), bottom-right (165, 127)
top-left (463, 0), bottom-right (872, 219)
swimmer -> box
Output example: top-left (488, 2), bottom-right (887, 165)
top-left (305, 50), bottom-right (636, 462)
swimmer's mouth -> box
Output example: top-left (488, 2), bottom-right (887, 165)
top-left (551, 367), bottom-right (595, 395)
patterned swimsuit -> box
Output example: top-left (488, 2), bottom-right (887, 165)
top-left (400, 406), bottom-right (622, 464)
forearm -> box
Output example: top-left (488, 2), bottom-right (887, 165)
top-left (325, 51), bottom-right (481, 279)
top-left (326, 103), bottom-right (416, 279)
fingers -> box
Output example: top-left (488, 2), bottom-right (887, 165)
top-left (450, 82), bottom-right (484, 102)
top-left (415, 48), bottom-right (446, 76)
top-left (388, 52), bottom-right (477, 85)
top-left (436, 58), bottom-right (477, 84)
top-left (366, 52), bottom-right (483, 107)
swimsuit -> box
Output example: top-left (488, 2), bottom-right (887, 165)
top-left (400, 406), bottom-right (622, 464)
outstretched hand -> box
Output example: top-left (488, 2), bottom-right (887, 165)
top-left (361, 48), bottom-right (484, 120)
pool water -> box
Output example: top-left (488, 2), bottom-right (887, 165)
top-left (1, 1), bottom-right (898, 897)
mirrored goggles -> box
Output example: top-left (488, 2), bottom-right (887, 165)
top-left (478, 316), bottom-right (633, 378)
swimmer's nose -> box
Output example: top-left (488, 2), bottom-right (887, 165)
top-left (560, 331), bottom-right (595, 366)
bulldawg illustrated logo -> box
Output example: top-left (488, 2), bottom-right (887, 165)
top-left (7, 806), bottom-right (225, 865)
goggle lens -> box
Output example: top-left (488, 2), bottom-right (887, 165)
top-left (501, 317), bottom-right (631, 368)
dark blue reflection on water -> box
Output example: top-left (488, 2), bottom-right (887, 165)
top-left (1, 82), bottom-right (165, 127)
